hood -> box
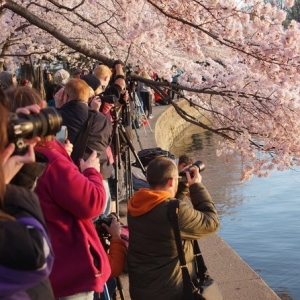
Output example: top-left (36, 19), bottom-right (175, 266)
top-left (128, 188), bottom-right (172, 217)
top-left (0, 71), bottom-right (14, 90)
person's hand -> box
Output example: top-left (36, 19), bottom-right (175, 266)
top-left (102, 214), bottom-right (121, 238)
top-left (15, 104), bottom-right (41, 115)
top-left (122, 90), bottom-right (129, 102)
top-left (64, 139), bottom-right (73, 156)
top-left (2, 104), bottom-right (44, 183)
top-left (113, 59), bottom-right (124, 68)
top-left (54, 88), bottom-right (68, 108)
top-left (90, 95), bottom-right (102, 111)
top-left (186, 166), bottom-right (202, 186)
top-left (1, 143), bottom-right (36, 184)
top-left (79, 150), bottom-right (100, 173)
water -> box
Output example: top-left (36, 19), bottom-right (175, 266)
top-left (170, 125), bottom-right (300, 300)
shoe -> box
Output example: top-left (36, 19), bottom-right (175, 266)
top-left (148, 114), bottom-right (154, 119)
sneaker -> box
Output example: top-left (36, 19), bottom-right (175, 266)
top-left (148, 114), bottom-right (154, 119)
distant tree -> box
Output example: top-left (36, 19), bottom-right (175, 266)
top-left (265, 0), bottom-right (300, 24)
top-left (286, 0), bottom-right (300, 22)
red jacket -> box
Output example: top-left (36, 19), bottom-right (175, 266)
top-left (35, 140), bottom-right (110, 298)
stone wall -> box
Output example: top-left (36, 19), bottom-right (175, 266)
top-left (155, 99), bottom-right (209, 150)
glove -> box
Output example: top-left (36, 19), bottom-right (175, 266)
top-left (113, 60), bottom-right (124, 68)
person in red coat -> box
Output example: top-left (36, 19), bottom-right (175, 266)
top-left (5, 85), bottom-right (111, 299)
top-left (35, 141), bottom-right (110, 299)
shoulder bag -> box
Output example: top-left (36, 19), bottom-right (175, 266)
top-left (168, 199), bottom-right (223, 300)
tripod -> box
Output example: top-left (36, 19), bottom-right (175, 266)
top-left (110, 105), bottom-right (146, 216)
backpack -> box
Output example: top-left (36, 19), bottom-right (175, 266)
top-left (132, 147), bottom-right (175, 169)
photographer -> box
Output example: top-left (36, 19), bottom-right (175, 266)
top-left (93, 63), bottom-right (132, 210)
top-left (59, 78), bottom-right (113, 217)
top-left (93, 62), bottom-right (129, 117)
top-left (0, 92), bottom-right (54, 299)
top-left (127, 157), bottom-right (220, 300)
top-left (5, 85), bottom-right (110, 299)
top-left (94, 214), bottom-right (127, 300)
top-left (93, 61), bottom-right (126, 99)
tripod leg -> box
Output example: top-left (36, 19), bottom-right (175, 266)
top-left (118, 125), bottom-right (146, 175)
top-left (123, 146), bottom-right (133, 200)
top-left (112, 121), bottom-right (121, 216)
top-left (130, 109), bottom-right (143, 150)
top-left (135, 94), bottom-right (153, 132)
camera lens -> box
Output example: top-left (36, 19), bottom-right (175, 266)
top-left (8, 107), bottom-right (62, 140)
top-left (178, 160), bottom-right (205, 183)
top-left (193, 160), bottom-right (205, 173)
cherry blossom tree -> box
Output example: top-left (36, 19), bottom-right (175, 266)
top-left (1, 0), bottom-right (300, 180)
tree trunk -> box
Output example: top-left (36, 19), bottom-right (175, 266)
top-left (19, 63), bottom-right (34, 85)
top-left (37, 61), bottom-right (45, 99)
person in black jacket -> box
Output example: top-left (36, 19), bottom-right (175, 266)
top-left (0, 90), bottom-right (54, 299)
top-left (127, 157), bottom-right (220, 300)
top-left (60, 78), bottom-right (113, 216)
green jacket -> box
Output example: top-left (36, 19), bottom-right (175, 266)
top-left (127, 183), bottom-right (220, 300)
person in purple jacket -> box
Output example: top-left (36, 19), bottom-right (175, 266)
top-left (0, 89), bottom-right (54, 300)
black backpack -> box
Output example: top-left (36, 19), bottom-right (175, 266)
top-left (132, 147), bottom-right (175, 168)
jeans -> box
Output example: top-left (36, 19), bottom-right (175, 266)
top-left (139, 91), bottom-right (152, 116)
top-left (57, 291), bottom-right (94, 300)
top-left (132, 174), bottom-right (150, 191)
top-left (94, 278), bottom-right (117, 300)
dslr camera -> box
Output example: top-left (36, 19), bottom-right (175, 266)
top-left (179, 160), bottom-right (205, 183)
top-left (7, 107), bottom-right (62, 155)
top-left (94, 213), bottom-right (116, 238)
top-left (99, 94), bottom-right (117, 104)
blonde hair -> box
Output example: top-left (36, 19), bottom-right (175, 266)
top-left (64, 78), bottom-right (90, 102)
top-left (93, 65), bottom-right (112, 80)
top-left (140, 71), bottom-right (151, 80)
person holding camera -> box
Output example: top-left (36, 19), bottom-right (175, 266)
top-left (4, 86), bottom-right (111, 299)
top-left (127, 157), bottom-right (220, 300)
top-left (94, 213), bottom-right (127, 300)
top-left (59, 78), bottom-right (113, 216)
top-left (0, 90), bottom-right (55, 299)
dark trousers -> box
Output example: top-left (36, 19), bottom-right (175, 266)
top-left (139, 91), bottom-right (152, 116)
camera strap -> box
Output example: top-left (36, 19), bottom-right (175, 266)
top-left (71, 110), bottom-right (96, 168)
top-left (168, 199), bottom-right (208, 299)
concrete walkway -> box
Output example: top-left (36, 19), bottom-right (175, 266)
top-left (118, 103), bottom-right (281, 300)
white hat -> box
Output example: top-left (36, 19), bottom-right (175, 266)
top-left (54, 69), bottom-right (70, 86)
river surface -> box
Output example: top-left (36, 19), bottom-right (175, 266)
top-left (170, 125), bottom-right (300, 300)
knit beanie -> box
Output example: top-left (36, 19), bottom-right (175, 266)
top-left (81, 74), bottom-right (101, 91)
top-left (72, 69), bottom-right (82, 76)
top-left (54, 69), bottom-right (70, 86)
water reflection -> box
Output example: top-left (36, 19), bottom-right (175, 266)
top-left (170, 124), bottom-right (298, 300)
top-left (171, 125), bottom-right (246, 215)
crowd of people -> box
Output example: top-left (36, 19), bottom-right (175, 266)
top-left (0, 61), bottom-right (220, 300)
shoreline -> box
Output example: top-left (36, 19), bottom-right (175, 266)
top-left (118, 101), bottom-right (281, 300)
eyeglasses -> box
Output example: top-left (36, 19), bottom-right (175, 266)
top-left (171, 176), bottom-right (182, 180)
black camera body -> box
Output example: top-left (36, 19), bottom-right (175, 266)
top-left (7, 107), bottom-right (62, 155)
top-left (97, 215), bottom-right (113, 227)
top-left (179, 160), bottom-right (205, 183)
top-left (99, 94), bottom-right (117, 104)
top-left (94, 214), bottom-right (114, 238)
